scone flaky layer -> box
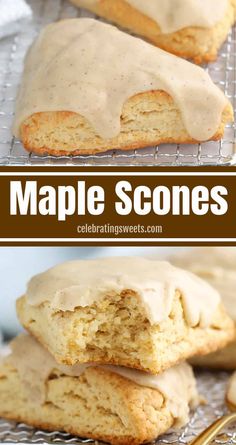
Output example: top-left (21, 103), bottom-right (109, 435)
top-left (19, 91), bottom-right (233, 156)
top-left (17, 290), bottom-right (235, 374)
top-left (0, 335), bottom-right (200, 445)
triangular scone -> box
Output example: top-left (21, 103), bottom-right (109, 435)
top-left (0, 335), bottom-right (200, 445)
top-left (70, 0), bottom-right (236, 64)
top-left (170, 247), bottom-right (236, 370)
top-left (13, 19), bottom-right (233, 156)
top-left (16, 257), bottom-right (235, 374)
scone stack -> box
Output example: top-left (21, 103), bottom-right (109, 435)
top-left (0, 257), bottom-right (235, 445)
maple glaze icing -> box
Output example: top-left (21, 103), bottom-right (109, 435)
top-left (76, 0), bottom-right (228, 34)
top-left (125, 0), bottom-right (228, 33)
top-left (13, 18), bottom-right (229, 142)
top-left (25, 257), bottom-right (221, 328)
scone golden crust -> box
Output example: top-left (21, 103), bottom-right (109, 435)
top-left (19, 92), bottom-right (233, 156)
top-left (16, 257), bottom-right (235, 373)
top-left (70, 0), bottom-right (236, 64)
top-left (0, 336), bottom-right (200, 445)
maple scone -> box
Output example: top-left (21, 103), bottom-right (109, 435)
top-left (70, 0), bottom-right (236, 64)
top-left (171, 248), bottom-right (236, 370)
top-left (226, 371), bottom-right (236, 411)
top-left (16, 257), bottom-right (235, 373)
top-left (0, 334), bottom-right (201, 445)
top-left (13, 19), bottom-right (233, 156)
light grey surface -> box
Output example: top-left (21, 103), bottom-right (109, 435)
top-left (0, 247), bottom-right (94, 336)
top-left (0, 0), bottom-right (235, 166)
top-left (0, 0), bottom-right (32, 40)
top-left (0, 371), bottom-right (234, 444)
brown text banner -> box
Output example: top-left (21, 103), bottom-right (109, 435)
top-left (0, 167), bottom-right (236, 246)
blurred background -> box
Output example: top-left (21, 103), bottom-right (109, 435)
top-left (0, 247), bottom-right (188, 339)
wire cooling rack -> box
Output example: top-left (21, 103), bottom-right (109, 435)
top-left (0, 371), bottom-right (235, 444)
top-left (0, 0), bottom-right (235, 166)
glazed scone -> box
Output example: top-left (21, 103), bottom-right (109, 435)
top-left (13, 19), bottom-right (233, 156)
top-left (226, 371), bottom-right (236, 411)
top-left (16, 257), bottom-right (235, 373)
top-left (0, 335), bottom-right (201, 445)
top-left (70, 0), bottom-right (236, 64)
top-left (170, 248), bottom-right (236, 370)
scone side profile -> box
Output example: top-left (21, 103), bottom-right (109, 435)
top-left (16, 292), bottom-right (235, 373)
top-left (0, 352), bottom-right (200, 445)
top-left (70, 0), bottom-right (236, 63)
top-left (19, 92), bottom-right (233, 156)
top-left (0, 362), bottom-right (170, 445)
top-left (14, 18), bottom-right (234, 155)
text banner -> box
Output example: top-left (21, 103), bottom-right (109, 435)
top-left (0, 167), bottom-right (236, 245)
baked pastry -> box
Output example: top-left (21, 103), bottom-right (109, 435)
top-left (226, 371), bottom-right (236, 411)
top-left (170, 248), bottom-right (236, 370)
top-left (13, 18), bottom-right (233, 156)
top-left (70, 0), bottom-right (236, 64)
top-left (0, 334), bottom-right (201, 445)
top-left (16, 257), bottom-right (235, 374)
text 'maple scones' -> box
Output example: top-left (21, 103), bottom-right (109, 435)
top-left (0, 334), bottom-right (201, 445)
top-left (70, 0), bottom-right (236, 63)
top-left (170, 247), bottom-right (236, 370)
top-left (13, 19), bottom-right (233, 156)
top-left (16, 257), bottom-right (234, 374)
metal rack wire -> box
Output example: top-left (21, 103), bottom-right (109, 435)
top-left (0, 371), bottom-right (235, 444)
top-left (0, 0), bottom-right (235, 165)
